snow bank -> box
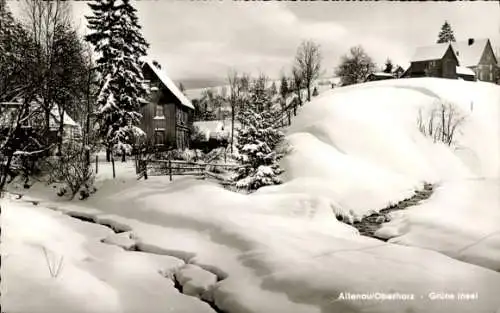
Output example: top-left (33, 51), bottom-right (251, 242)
top-left (1, 200), bottom-right (219, 313)
top-left (23, 174), bottom-right (499, 313)
top-left (277, 79), bottom-right (499, 219)
top-left (379, 179), bottom-right (500, 271)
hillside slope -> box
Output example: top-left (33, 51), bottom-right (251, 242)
top-left (260, 77), bottom-right (500, 269)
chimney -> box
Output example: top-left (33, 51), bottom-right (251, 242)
top-left (468, 38), bottom-right (474, 46)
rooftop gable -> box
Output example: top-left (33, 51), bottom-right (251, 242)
top-left (411, 43), bottom-right (452, 62)
top-left (451, 39), bottom-right (490, 67)
top-left (142, 59), bottom-right (194, 110)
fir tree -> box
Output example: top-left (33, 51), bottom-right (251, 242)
top-left (279, 74), bottom-right (289, 99)
top-left (437, 21), bottom-right (456, 44)
top-left (85, 0), bottom-right (149, 155)
top-left (235, 76), bottom-right (284, 191)
top-left (312, 86), bottom-right (319, 97)
top-left (269, 81), bottom-right (277, 96)
top-left (383, 58), bottom-right (393, 73)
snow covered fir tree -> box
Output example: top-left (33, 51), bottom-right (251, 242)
top-left (234, 76), bottom-right (285, 191)
top-left (85, 0), bottom-right (149, 160)
top-left (436, 21), bottom-right (456, 43)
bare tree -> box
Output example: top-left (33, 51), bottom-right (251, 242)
top-left (227, 69), bottom-right (241, 154)
top-left (0, 4), bottom-right (50, 193)
top-left (294, 40), bottom-right (321, 102)
top-left (335, 45), bottom-right (375, 86)
top-left (417, 101), bottom-right (466, 146)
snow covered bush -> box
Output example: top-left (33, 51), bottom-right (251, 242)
top-left (417, 100), bottom-right (466, 146)
top-left (48, 143), bottom-right (95, 200)
top-left (234, 76), bottom-right (285, 191)
top-left (164, 149), bottom-right (203, 162)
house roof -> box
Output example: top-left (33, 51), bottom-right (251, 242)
top-left (0, 101), bottom-right (79, 128)
top-left (451, 39), bottom-right (490, 67)
top-left (143, 59), bottom-right (194, 110)
top-left (368, 72), bottom-right (394, 78)
top-left (456, 66), bottom-right (476, 76)
top-left (411, 43), bottom-right (452, 62)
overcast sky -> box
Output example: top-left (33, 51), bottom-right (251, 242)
top-left (9, 1), bottom-right (500, 87)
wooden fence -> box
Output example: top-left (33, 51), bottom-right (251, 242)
top-left (136, 158), bottom-right (241, 182)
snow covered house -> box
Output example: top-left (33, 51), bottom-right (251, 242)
top-left (405, 38), bottom-right (499, 83)
top-left (450, 38), bottom-right (498, 83)
top-left (405, 43), bottom-right (459, 79)
top-left (140, 60), bottom-right (195, 150)
top-left (0, 100), bottom-right (81, 143)
top-left (365, 72), bottom-right (395, 82)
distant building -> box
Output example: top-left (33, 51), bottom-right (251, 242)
top-left (141, 60), bottom-right (194, 150)
top-left (365, 72), bottom-right (395, 82)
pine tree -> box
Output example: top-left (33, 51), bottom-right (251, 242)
top-left (85, 0), bottom-right (149, 155)
top-left (235, 76), bottom-right (284, 191)
top-left (437, 21), bottom-right (456, 43)
top-left (269, 81), bottom-right (277, 96)
top-left (279, 74), bottom-right (289, 99)
top-left (383, 58), bottom-right (393, 73)
top-left (312, 86), bottom-right (319, 97)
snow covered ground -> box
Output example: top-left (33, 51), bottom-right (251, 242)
top-left (2, 78), bottom-right (500, 313)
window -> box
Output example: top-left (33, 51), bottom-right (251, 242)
top-left (154, 129), bottom-right (165, 145)
top-left (155, 104), bottom-right (164, 117)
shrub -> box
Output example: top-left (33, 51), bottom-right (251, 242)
top-left (417, 101), bottom-right (466, 146)
top-left (48, 143), bottom-right (95, 200)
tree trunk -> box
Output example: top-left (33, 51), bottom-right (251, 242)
top-left (0, 152), bottom-right (14, 193)
top-left (121, 148), bottom-right (126, 162)
top-left (231, 104), bottom-right (235, 154)
top-left (307, 85), bottom-right (311, 102)
top-left (106, 148), bottom-right (111, 162)
top-left (57, 110), bottom-right (64, 156)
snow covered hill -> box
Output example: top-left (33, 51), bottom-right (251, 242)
top-left (2, 78), bottom-right (500, 313)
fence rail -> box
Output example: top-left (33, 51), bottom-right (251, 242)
top-left (136, 157), bottom-right (242, 182)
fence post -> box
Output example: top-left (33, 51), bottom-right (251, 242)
top-left (111, 156), bottom-right (116, 179)
top-left (169, 159), bottom-right (172, 181)
top-left (95, 155), bottom-right (98, 174)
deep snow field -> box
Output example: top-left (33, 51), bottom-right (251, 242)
top-left (2, 78), bottom-right (500, 313)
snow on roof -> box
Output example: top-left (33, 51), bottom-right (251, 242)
top-left (50, 107), bottom-right (79, 128)
top-left (193, 120), bottom-right (226, 134)
top-left (369, 72), bottom-right (394, 77)
top-left (411, 43), bottom-right (452, 62)
top-left (451, 39), bottom-right (489, 67)
top-left (143, 59), bottom-right (194, 110)
top-left (456, 66), bottom-right (476, 76)
top-left (0, 101), bottom-right (79, 128)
